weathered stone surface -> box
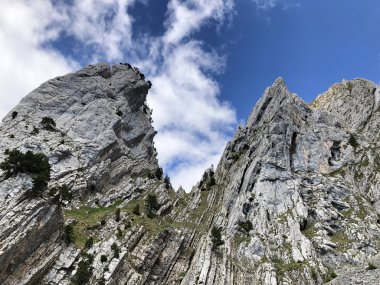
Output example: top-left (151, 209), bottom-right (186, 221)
top-left (1, 64), bottom-right (380, 285)
top-left (181, 78), bottom-right (380, 285)
top-left (0, 63), bottom-right (161, 284)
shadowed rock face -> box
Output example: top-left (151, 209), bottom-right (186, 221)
top-left (1, 65), bottom-right (380, 285)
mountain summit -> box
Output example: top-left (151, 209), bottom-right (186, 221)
top-left (1, 64), bottom-right (380, 285)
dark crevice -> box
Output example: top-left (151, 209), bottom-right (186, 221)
top-left (328, 141), bottom-right (341, 166)
top-left (266, 209), bottom-right (271, 221)
top-left (242, 203), bottom-right (252, 216)
top-left (254, 97), bottom-right (273, 125)
top-left (237, 162), bottom-right (250, 194)
top-left (331, 201), bottom-right (349, 211)
top-left (289, 132), bottom-right (297, 171)
top-left (246, 162), bottom-right (262, 192)
top-left (300, 218), bottom-right (308, 231)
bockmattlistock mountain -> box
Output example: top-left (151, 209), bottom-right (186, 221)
top-left (1, 63), bottom-right (380, 285)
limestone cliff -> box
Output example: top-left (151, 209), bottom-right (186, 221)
top-left (1, 64), bottom-right (380, 285)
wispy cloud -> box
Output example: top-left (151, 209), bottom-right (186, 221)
top-left (250, 0), bottom-right (278, 10)
top-left (0, 1), bottom-right (76, 121)
top-left (250, 0), bottom-right (301, 10)
top-left (0, 0), bottom-right (237, 191)
top-left (163, 0), bottom-right (234, 45)
top-left (54, 0), bottom-right (138, 61)
top-left (148, 41), bottom-right (236, 190)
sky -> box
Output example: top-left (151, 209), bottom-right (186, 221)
top-left (0, 0), bottom-right (379, 191)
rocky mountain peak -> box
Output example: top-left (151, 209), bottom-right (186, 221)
top-left (1, 67), bottom-right (380, 285)
top-left (0, 63), bottom-right (158, 202)
top-left (310, 78), bottom-right (378, 131)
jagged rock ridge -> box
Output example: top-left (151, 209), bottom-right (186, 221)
top-left (1, 64), bottom-right (380, 285)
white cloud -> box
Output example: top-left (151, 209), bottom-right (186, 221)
top-left (146, 0), bottom-right (237, 190)
top-left (54, 0), bottom-right (138, 61)
top-left (0, 0), bottom-right (75, 120)
top-left (0, 0), bottom-right (237, 191)
top-left (163, 0), bottom-right (234, 45)
top-left (250, 0), bottom-right (278, 10)
top-left (147, 41), bottom-right (236, 190)
top-left (250, 0), bottom-right (301, 10)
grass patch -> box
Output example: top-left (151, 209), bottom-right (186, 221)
top-left (64, 188), bottom-right (218, 249)
top-left (277, 208), bottom-right (294, 224)
top-left (330, 231), bottom-right (351, 252)
top-left (342, 207), bottom-right (354, 219)
top-left (330, 168), bottom-right (346, 177)
top-left (232, 234), bottom-right (251, 249)
top-left (272, 258), bottom-right (303, 279)
top-left (189, 191), bottom-right (209, 221)
top-left (302, 222), bottom-right (317, 239)
top-left (324, 268), bottom-right (337, 283)
top-left (357, 201), bottom-right (368, 219)
top-left (64, 200), bottom-right (123, 248)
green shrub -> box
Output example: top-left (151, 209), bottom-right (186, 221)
top-left (199, 169), bottom-right (216, 191)
top-left (0, 149), bottom-right (51, 196)
top-left (200, 172), bottom-right (207, 190)
top-left (100, 219), bottom-right (106, 226)
top-left (115, 208), bottom-right (121, 222)
top-left (111, 242), bottom-right (120, 259)
top-left (238, 220), bottom-right (253, 233)
top-left (349, 134), bottom-right (359, 148)
top-left (155, 167), bottom-right (163, 180)
top-left (50, 184), bottom-right (73, 203)
top-left (211, 226), bottom-right (224, 250)
top-left (98, 276), bottom-right (106, 285)
top-left (164, 175), bottom-right (171, 189)
top-left (311, 268), bottom-right (318, 281)
top-left (85, 236), bottom-right (94, 249)
top-left (145, 193), bottom-right (160, 218)
top-left (72, 256), bottom-right (93, 285)
top-left (132, 204), bottom-right (140, 215)
top-left (208, 176), bottom-right (216, 188)
top-left (59, 184), bottom-right (73, 202)
top-left (100, 255), bottom-right (107, 263)
top-left (64, 224), bottom-right (74, 244)
top-left (41, 116), bottom-right (56, 131)
top-left (346, 81), bottom-right (353, 94)
top-left (81, 252), bottom-right (94, 263)
top-left (0, 149), bottom-right (50, 179)
top-left (30, 176), bottom-right (48, 197)
top-left (11, 111), bottom-right (18, 119)
top-left (31, 126), bottom-right (39, 135)
top-left (116, 227), bottom-right (123, 239)
top-left (366, 263), bottom-right (377, 270)
top-left (324, 269), bottom-right (337, 282)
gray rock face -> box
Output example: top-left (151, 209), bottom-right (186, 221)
top-left (1, 65), bottom-right (380, 285)
top-left (0, 63), bottom-right (160, 284)
top-left (0, 63), bottom-right (157, 203)
top-left (180, 78), bottom-right (380, 285)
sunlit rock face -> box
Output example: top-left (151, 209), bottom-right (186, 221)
top-left (1, 64), bottom-right (380, 285)
top-left (181, 78), bottom-right (380, 285)
top-left (0, 63), bottom-right (161, 285)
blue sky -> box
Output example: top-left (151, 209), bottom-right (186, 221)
top-left (219, 0), bottom-right (380, 119)
top-left (0, 0), bottom-right (379, 190)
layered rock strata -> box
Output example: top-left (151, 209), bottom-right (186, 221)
top-left (1, 64), bottom-right (380, 285)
